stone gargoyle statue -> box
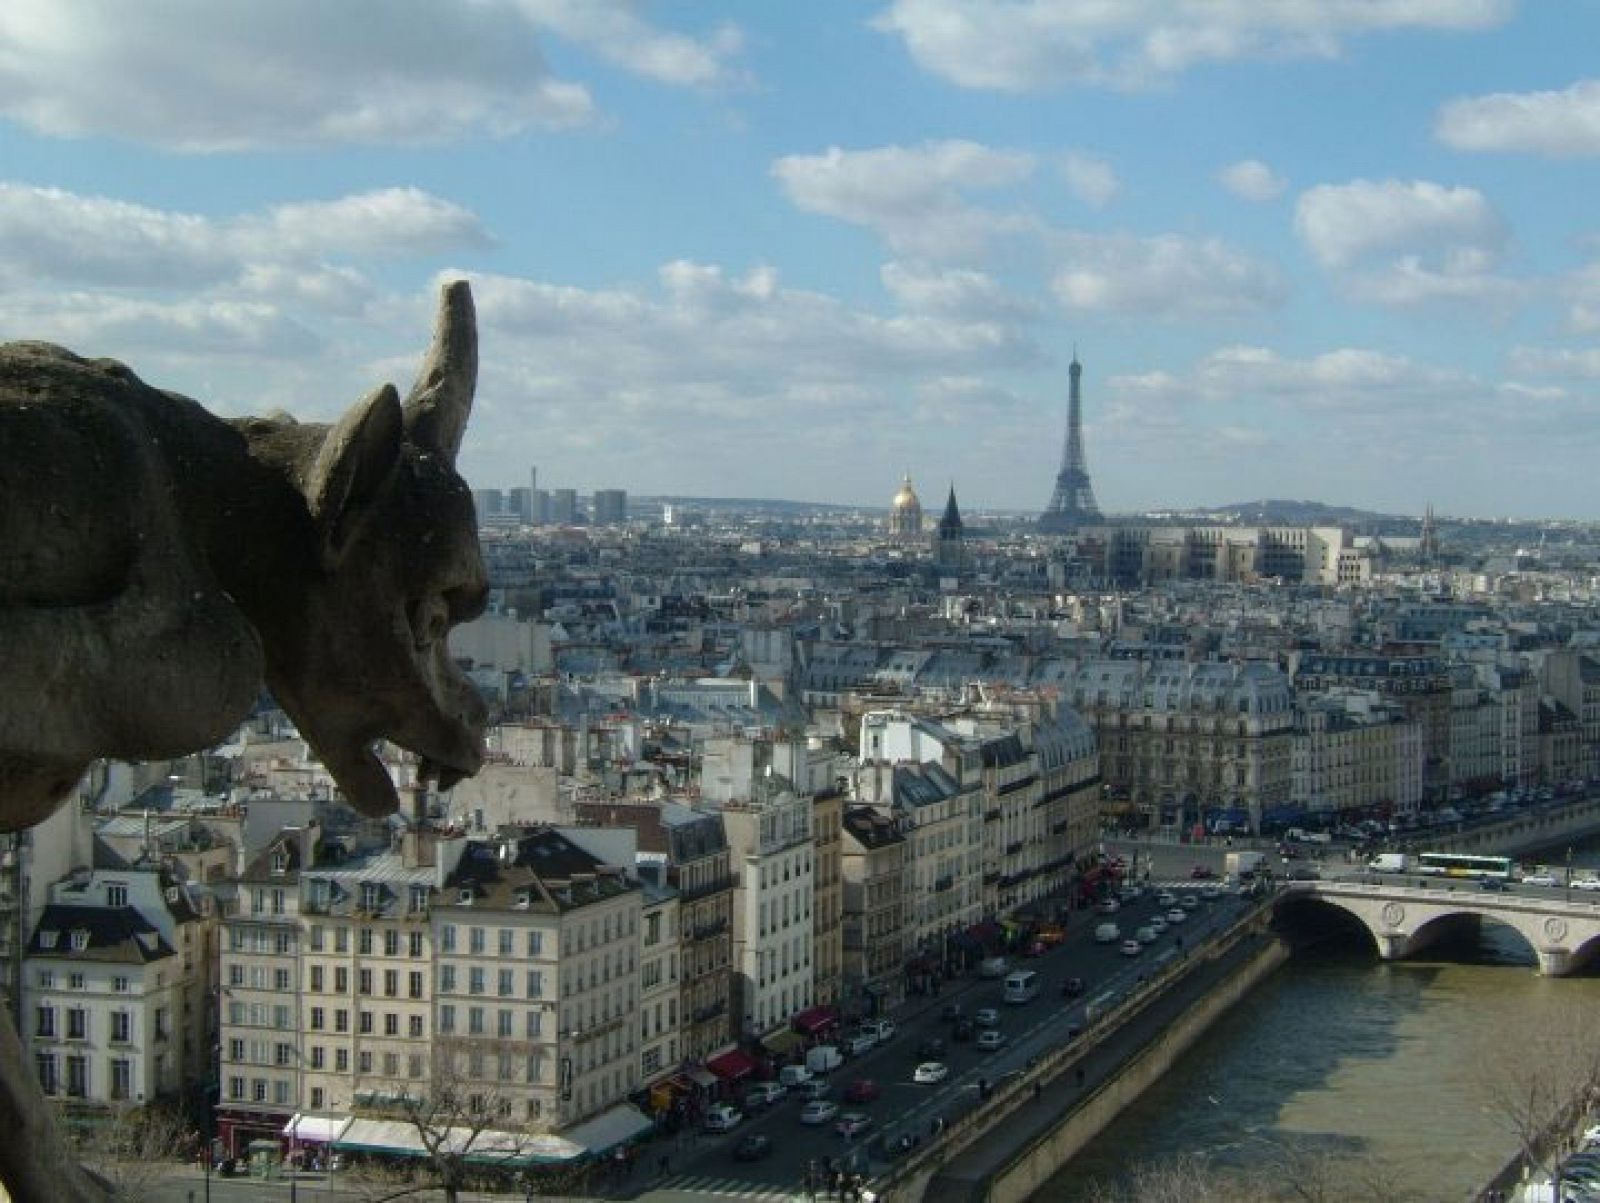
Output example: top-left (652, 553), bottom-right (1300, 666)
top-left (0, 281), bottom-right (489, 1201)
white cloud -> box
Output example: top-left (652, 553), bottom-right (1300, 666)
top-left (1293, 178), bottom-right (1518, 309)
top-left (1437, 79), bottom-right (1600, 157)
top-left (880, 262), bottom-right (1035, 320)
top-left (772, 140), bottom-right (1037, 260)
top-left (1218, 159), bottom-right (1287, 202)
top-left (0, 291), bottom-right (322, 359)
top-left (0, 184), bottom-right (490, 292)
top-left (0, 0), bottom-right (740, 149)
top-left (1049, 232), bottom-right (1286, 318)
top-left (1060, 152), bottom-right (1120, 207)
top-left (1509, 346), bottom-right (1600, 380)
top-left (511, 1), bottom-right (742, 87)
top-left (873, 0), bottom-right (1514, 92)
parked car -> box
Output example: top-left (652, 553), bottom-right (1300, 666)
top-left (861, 1018), bottom-right (896, 1042)
top-left (732, 1133), bottom-right (773, 1162)
top-left (704, 1104), bottom-right (743, 1132)
top-left (744, 1081), bottom-right (786, 1110)
top-left (835, 1112), bottom-right (874, 1138)
top-left (843, 1078), bottom-right (881, 1104)
top-left (799, 1099), bottom-right (840, 1125)
top-left (1097, 898), bottom-right (1120, 914)
top-left (842, 1032), bottom-right (877, 1058)
top-left (917, 1036), bottom-right (947, 1059)
top-left (913, 1062), bottom-right (950, 1084)
top-left (795, 1079), bottom-right (830, 1100)
top-left (976, 1029), bottom-right (1006, 1051)
top-left (974, 1007), bottom-right (999, 1028)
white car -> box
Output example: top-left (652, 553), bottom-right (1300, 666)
top-left (1136, 925), bottom-right (1158, 944)
top-left (913, 1062), bottom-right (949, 1085)
top-left (1150, 916), bottom-right (1169, 934)
top-left (703, 1104), bottom-right (743, 1132)
top-left (1521, 873), bottom-right (1561, 888)
top-left (800, 1099), bottom-right (840, 1125)
top-left (1120, 938), bottom-right (1143, 956)
top-left (1166, 908), bottom-right (1188, 924)
top-left (1573, 877), bottom-right (1600, 892)
top-left (976, 1029), bottom-right (1006, 1051)
top-left (1155, 891), bottom-right (1177, 907)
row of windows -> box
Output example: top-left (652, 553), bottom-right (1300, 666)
top-left (439, 966), bottom-right (543, 998)
top-left (306, 965), bottom-right (427, 999)
top-left (36, 1007), bottom-right (151, 1043)
top-left (437, 1005), bottom-right (546, 1040)
top-left (307, 926), bottom-right (425, 958)
top-left (37, 1052), bottom-right (141, 1100)
top-left (35, 971), bottom-right (130, 993)
top-left (439, 926), bottom-right (546, 957)
top-left (306, 1007), bottom-right (426, 1038)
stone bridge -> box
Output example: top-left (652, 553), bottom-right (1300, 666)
top-left (1278, 879), bottom-right (1600, 975)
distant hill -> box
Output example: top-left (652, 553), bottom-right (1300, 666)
top-left (1193, 499), bottom-right (1406, 527)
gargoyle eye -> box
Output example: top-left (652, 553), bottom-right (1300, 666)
top-left (408, 596), bottom-right (451, 650)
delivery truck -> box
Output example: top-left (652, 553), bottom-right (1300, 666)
top-left (1368, 852), bottom-right (1410, 874)
top-left (1225, 850), bottom-right (1266, 880)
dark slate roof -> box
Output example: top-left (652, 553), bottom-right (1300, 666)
top-left (843, 806), bottom-right (905, 849)
top-left (28, 904), bottom-right (174, 964)
top-left (442, 828), bottom-right (637, 914)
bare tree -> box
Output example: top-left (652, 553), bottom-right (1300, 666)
top-left (66, 1104), bottom-right (189, 1201)
top-left (1081, 1142), bottom-right (1409, 1203)
top-left (342, 1036), bottom-right (557, 1203)
top-left (1476, 998), bottom-right (1600, 1193)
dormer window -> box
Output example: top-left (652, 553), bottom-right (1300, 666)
top-left (270, 850), bottom-right (289, 875)
top-left (39, 930), bottom-right (57, 950)
top-left (360, 883), bottom-right (381, 912)
top-left (458, 888), bottom-right (474, 906)
top-left (409, 885), bottom-right (429, 914)
top-left (70, 930), bottom-right (89, 951)
top-left (106, 884), bottom-right (128, 908)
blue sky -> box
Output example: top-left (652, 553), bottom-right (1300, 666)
top-left (3, 2), bottom-right (1600, 520)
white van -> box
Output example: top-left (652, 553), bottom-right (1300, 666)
top-left (1094, 922), bottom-right (1121, 944)
top-left (778, 1063), bottom-right (814, 1088)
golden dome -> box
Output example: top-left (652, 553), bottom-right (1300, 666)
top-left (891, 474), bottom-right (921, 511)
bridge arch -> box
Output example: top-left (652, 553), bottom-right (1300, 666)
top-left (1275, 881), bottom-right (1600, 976)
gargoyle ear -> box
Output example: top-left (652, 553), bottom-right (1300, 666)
top-left (402, 280), bottom-right (476, 464)
top-left (307, 384), bottom-right (402, 570)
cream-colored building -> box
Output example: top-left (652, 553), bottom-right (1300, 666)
top-left (1290, 692), bottom-right (1424, 816)
top-left (841, 806), bottom-right (907, 1013)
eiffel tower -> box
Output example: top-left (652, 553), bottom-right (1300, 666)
top-left (1038, 352), bottom-right (1102, 531)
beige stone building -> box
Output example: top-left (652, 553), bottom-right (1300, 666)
top-left (840, 806), bottom-right (907, 1014)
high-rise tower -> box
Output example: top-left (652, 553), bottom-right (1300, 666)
top-left (1038, 352), bottom-right (1102, 531)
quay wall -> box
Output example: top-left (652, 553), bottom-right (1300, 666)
top-left (978, 937), bottom-right (1289, 1203)
top-left (877, 907), bottom-right (1287, 1203)
top-left (1425, 795), bottom-right (1600, 861)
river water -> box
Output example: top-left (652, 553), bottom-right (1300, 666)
top-left (1042, 843), bottom-right (1600, 1203)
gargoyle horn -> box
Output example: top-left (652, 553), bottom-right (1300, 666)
top-left (402, 280), bottom-right (477, 463)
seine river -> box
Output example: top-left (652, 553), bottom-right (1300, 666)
top-left (1042, 844), bottom-right (1600, 1203)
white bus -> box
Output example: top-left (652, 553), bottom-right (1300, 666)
top-left (1415, 852), bottom-right (1515, 880)
top-left (1003, 969), bottom-right (1040, 1004)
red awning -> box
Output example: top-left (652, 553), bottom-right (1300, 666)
top-left (705, 1048), bottom-right (758, 1082)
top-left (790, 1005), bottom-right (840, 1036)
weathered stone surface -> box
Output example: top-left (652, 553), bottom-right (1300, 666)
top-left (0, 281), bottom-right (489, 1201)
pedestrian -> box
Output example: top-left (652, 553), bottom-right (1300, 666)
top-left (658, 1153), bottom-right (670, 1178)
